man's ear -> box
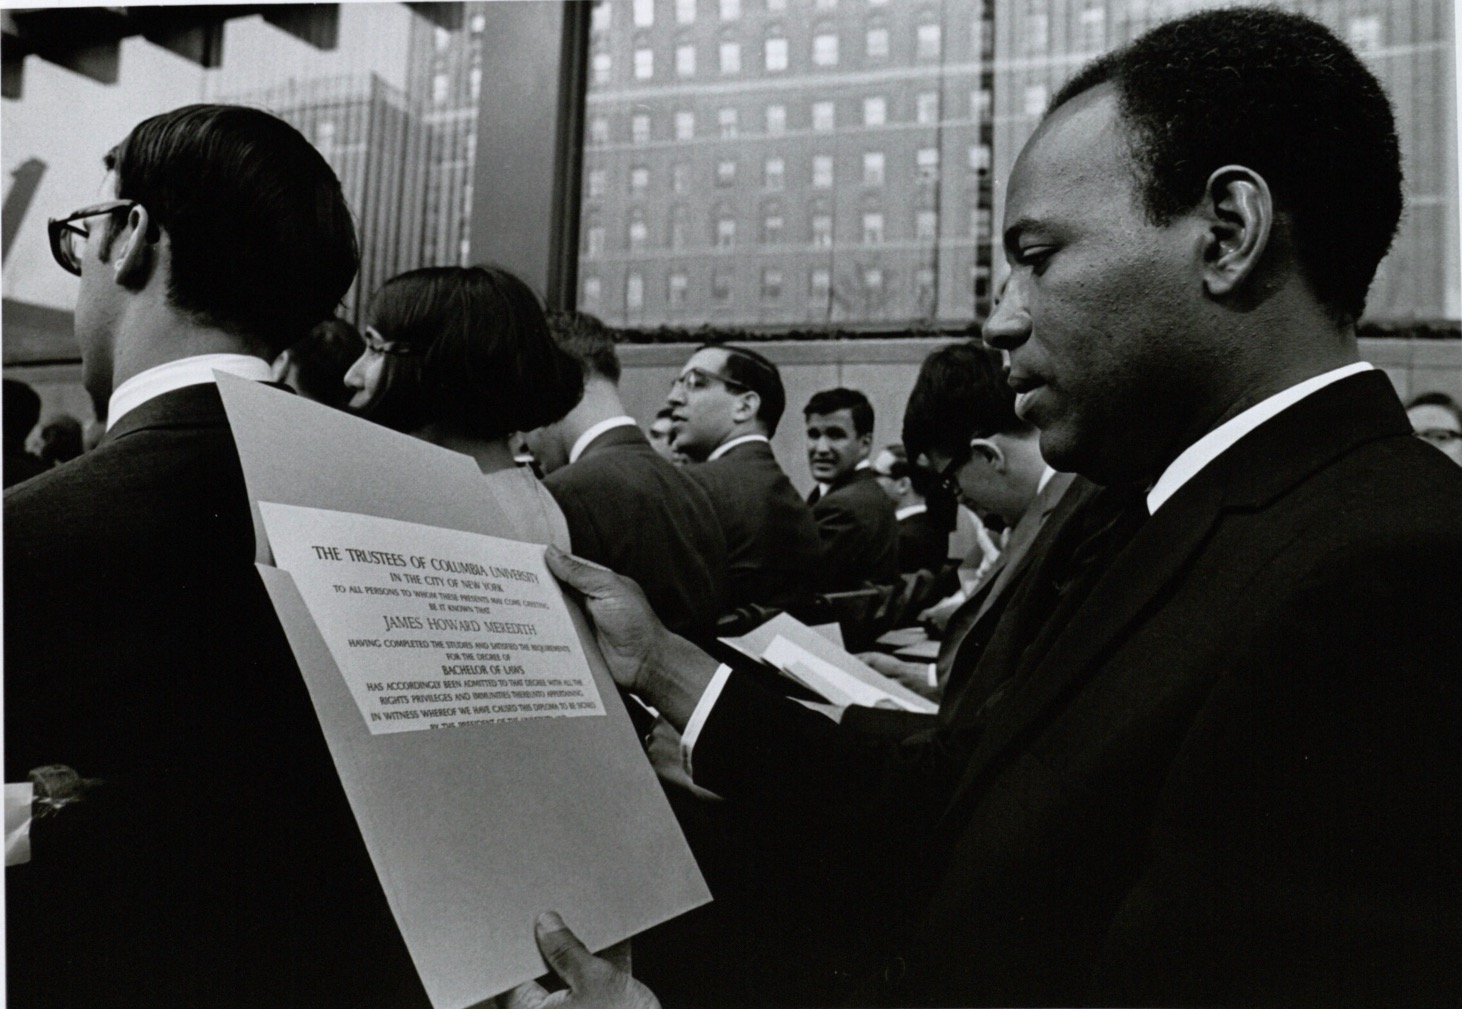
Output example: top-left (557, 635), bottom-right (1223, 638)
top-left (1200, 165), bottom-right (1273, 299)
top-left (111, 204), bottom-right (155, 289)
top-left (969, 437), bottom-right (1006, 472)
top-left (731, 390), bottom-right (760, 425)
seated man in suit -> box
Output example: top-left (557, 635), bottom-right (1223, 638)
top-left (519, 9), bottom-right (1461, 1007)
top-left (5, 105), bottom-right (433, 1007)
top-left (524, 311), bottom-right (728, 644)
top-left (668, 343), bottom-right (821, 615)
top-left (871, 443), bottom-right (949, 576)
top-left (854, 342), bottom-right (1086, 725)
top-left (803, 388), bottom-right (899, 591)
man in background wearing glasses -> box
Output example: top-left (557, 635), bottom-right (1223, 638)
top-left (5, 105), bottom-right (433, 1007)
top-left (666, 343), bottom-right (821, 616)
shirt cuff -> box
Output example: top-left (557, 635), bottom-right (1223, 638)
top-left (679, 663), bottom-right (733, 781)
top-left (927, 663), bottom-right (939, 690)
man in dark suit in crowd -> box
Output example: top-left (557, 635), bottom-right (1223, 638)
top-left (5, 105), bottom-right (431, 1007)
top-left (852, 342), bottom-right (1087, 733)
top-left (521, 9), bottom-right (1461, 1007)
top-left (668, 343), bottom-right (821, 615)
top-left (803, 388), bottom-right (898, 591)
top-left (524, 311), bottom-right (728, 643)
top-left (870, 444), bottom-right (948, 576)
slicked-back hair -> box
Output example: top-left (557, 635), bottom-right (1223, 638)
top-left (1407, 391), bottom-right (1462, 426)
top-left (1050, 7), bottom-right (1401, 324)
top-left (360, 265), bottom-right (583, 440)
top-left (804, 387), bottom-right (874, 437)
top-left (902, 341), bottom-right (1028, 463)
top-left (105, 104), bottom-right (358, 354)
top-left (699, 343), bottom-right (786, 436)
top-left (882, 443), bottom-right (937, 498)
top-left (547, 310), bottom-right (621, 383)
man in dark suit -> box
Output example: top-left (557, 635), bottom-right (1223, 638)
top-left (803, 388), bottom-right (899, 591)
top-left (5, 105), bottom-right (431, 1007)
top-left (522, 9), bottom-right (1460, 1007)
top-left (870, 444), bottom-right (948, 576)
top-left (668, 343), bottom-right (821, 615)
top-left (525, 312), bottom-right (728, 644)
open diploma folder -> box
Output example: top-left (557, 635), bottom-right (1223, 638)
top-left (216, 375), bottom-right (709, 1009)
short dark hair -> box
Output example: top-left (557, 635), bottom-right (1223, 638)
top-left (804, 387), bottom-right (874, 437)
top-left (38, 415), bottom-right (84, 465)
top-left (546, 310), bottom-right (621, 383)
top-left (1050, 7), bottom-right (1401, 323)
top-left (1407, 391), bottom-right (1462, 425)
top-left (902, 341), bottom-right (1027, 463)
top-left (698, 343), bottom-right (786, 437)
top-left (3, 379), bottom-right (42, 451)
top-left (882, 443), bottom-right (937, 498)
top-left (282, 319), bottom-right (362, 409)
top-left (105, 104), bottom-right (359, 353)
top-left (360, 265), bottom-right (583, 440)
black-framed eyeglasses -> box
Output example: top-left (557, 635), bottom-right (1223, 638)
top-left (934, 452), bottom-right (968, 499)
top-left (47, 200), bottom-right (138, 276)
top-left (671, 366), bottom-right (749, 394)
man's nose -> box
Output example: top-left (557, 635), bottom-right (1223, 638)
top-left (982, 284), bottom-right (1031, 351)
top-left (666, 382), bottom-right (686, 406)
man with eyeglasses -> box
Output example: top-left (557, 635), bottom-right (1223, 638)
top-left (666, 343), bottom-right (821, 615)
top-left (6, 105), bottom-right (433, 1007)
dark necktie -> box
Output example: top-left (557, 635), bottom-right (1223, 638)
top-left (807, 486), bottom-right (823, 506)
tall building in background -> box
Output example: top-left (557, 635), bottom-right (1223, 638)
top-left (579, 0), bottom-right (998, 329)
top-left (225, 74), bottom-right (432, 323)
top-left (990, 0), bottom-right (1459, 321)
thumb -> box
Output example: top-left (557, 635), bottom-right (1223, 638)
top-left (545, 545), bottom-right (620, 600)
top-left (533, 911), bottom-right (597, 990)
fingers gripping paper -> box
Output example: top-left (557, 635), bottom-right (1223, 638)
top-left (262, 503), bottom-right (605, 734)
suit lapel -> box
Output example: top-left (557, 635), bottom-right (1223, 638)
top-left (970, 471), bottom-right (1078, 626)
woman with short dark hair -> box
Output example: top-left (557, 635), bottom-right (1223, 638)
top-left (345, 264), bottom-right (584, 545)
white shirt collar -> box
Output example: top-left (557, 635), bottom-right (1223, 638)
top-left (107, 354), bottom-right (274, 431)
top-left (895, 503), bottom-right (928, 521)
top-left (1036, 465), bottom-right (1057, 495)
top-left (568, 415), bottom-right (638, 464)
top-left (817, 458), bottom-right (871, 495)
top-left (707, 432), bottom-right (770, 461)
top-left (1146, 362), bottom-right (1372, 514)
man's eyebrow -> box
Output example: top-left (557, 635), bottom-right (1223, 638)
top-left (1002, 217), bottom-right (1038, 255)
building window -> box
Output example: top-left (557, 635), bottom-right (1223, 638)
top-left (863, 266), bottom-right (883, 292)
top-left (634, 0), bottom-right (655, 28)
top-left (720, 41), bottom-right (741, 74)
top-left (469, 67), bottom-right (482, 101)
top-left (586, 223), bottom-right (606, 256)
top-left (767, 0), bottom-right (786, 9)
top-left (812, 100), bottom-right (835, 131)
top-left (862, 211), bottom-right (884, 245)
top-left (1078, 2), bottom-right (1105, 50)
top-left (712, 271), bottom-right (732, 301)
top-left (630, 165), bottom-right (650, 194)
top-left (1025, 13), bottom-right (1049, 54)
top-left (432, 73), bottom-right (449, 104)
top-left (917, 146), bottom-right (939, 182)
top-left (916, 267), bottom-right (936, 311)
top-left (864, 96), bottom-right (886, 127)
top-left (916, 23), bottom-right (941, 60)
top-left (670, 205), bottom-right (690, 247)
top-left (628, 211), bottom-right (648, 249)
top-left (634, 47), bottom-right (654, 80)
top-left (764, 156), bottom-right (785, 190)
top-left (971, 87), bottom-right (992, 119)
top-left (676, 0), bottom-right (697, 26)
top-left (813, 155), bottom-right (834, 188)
top-left (677, 42), bottom-right (696, 76)
top-left (632, 113), bottom-right (651, 144)
top-left (719, 0), bottom-right (740, 21)
top-left (1348, 15), bottom-right (1382, 52)
top-left (1023, 84), bottom-right (1048, 117)
top-left (673, 162), bottom-right (691, 193)
top-left (592, 51), bottom-right (612, 85)
top-left (434, 26), bottom-right (451, 51)
top-left (813, 31), bottom-right (839, 67)
top-left (766, 104), bottom-right (786, 135)
top-left (587, 168), bottom-right (606, 198)
top-left (669, 272), bottom-right (689, 305)
top-left (716, 160), bottom-right (737, 187)
top-left (810, 267), bottom-right (831, 303)
top-left (970, 205), bottom-right (992, 238)
top-left (583, 276), bottom-right (602, 305)
top-left (589, 117), bottom-right (609, 145)
top-left (916, 209), bottom-right (937, 241)
top-left (674, 111), bottom-right (695, 140)
top-left (866, 26), bottom-right (889, 59)
top-left (719, 107), bottom-right (739, 138)
top-left (916, 91), bottom-right (938, 125)
top-left (811, 211), bottom-right (833, 246)
top-left (626, 273), bottom-right (644, 310)
top-left (471, 12), bottom-right (486, 33)
top-left (863, 151), bottom-right (885, 186)
top-left (763, 208), bottom-right (784, 243)
top-left (717, 215), bottom-right (736, 248)
top-left (968, 143), bottom-right (990, 175)
top-left (591, 3), bottom-right (611, 34)
top-left (761, 268), bottom-right (784, 300)
top-left (766, 34), bottom-right (788, 71)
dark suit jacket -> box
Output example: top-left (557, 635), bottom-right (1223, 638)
top-left (894, 506), bottom-right (949, 575)
top-left (685, 438), bottom-right (822, 614)
top-left (4, 384), bottom-right (428, 1008)
top-left (692, 372), bottom-right (1462, 1007)
top-left (810, 467), bottom-right (899, 591)
top-left (545, 424), bottom-right (728, 642)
